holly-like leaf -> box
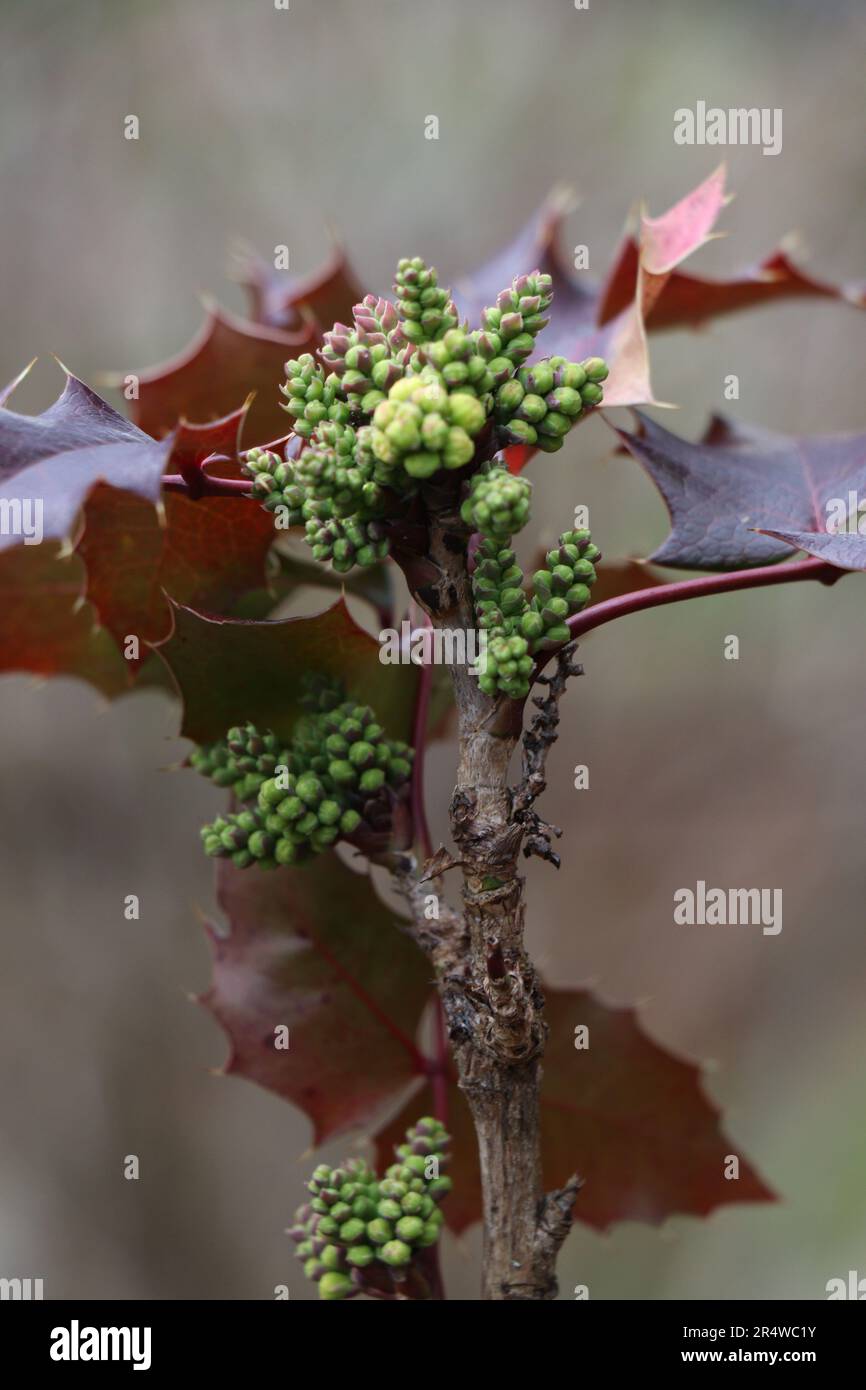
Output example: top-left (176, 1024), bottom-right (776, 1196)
top-left (164, 400), bottom-right (252, 491)
top-left (155, 596), bottom-right (418, 744)
top-left (376, 985), bottom-right (774, 1234)
top-left (594, 164), bottom-right (731, 409)
top-left (614, 411), bottom-right (866, 571)
top-left (201, 854), bottom-right (433, 1145)
top-left (0, 365), bottom-right (172, 552)
top-left (0, 543), bottom-right (131, 696)
top-left (115, 304), bottom-right (316, 448)
top-left (598, 240), bottom-right (866, 330)
top-left (452, 186), bottom-right (598, 354)
top-left (270, 546), bottom-right (396, 630)
top-left (236, 243), bottom-right (364, 334)
top-left (77, 485), bottom-right (276, 661)
top-left (457, 170), bottom-right (728, 412)
top-left (72, 396), bottom-right (279, 660)
top-left (468, 167), bottom-right (861, 438)
top-left (755, 526), bottom-right (866, 570)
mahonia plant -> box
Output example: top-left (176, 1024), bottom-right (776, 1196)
top-left (6, 169), bottom-right (862, 1302)
top-left (192, 673), bottom-right (413, 868)
top-left (241, 261), bottom-right (607, 581)
top-left (290, 1118), bottom-right (451, 1300)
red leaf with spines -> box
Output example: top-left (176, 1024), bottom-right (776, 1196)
top-left (114, 303), bottom-right (316, 448)
top-left (614, 411), bottom-right (866, 572)
top-left (0, 544), bottom-right (131, 696)
top-left (0, 364), bottom-right (172, 552)
top-left (201, 855), bottom-right (433, 1145)
top-left (154, 595), bottom-right (418, 746)
top-left (77, 486), bottom-right (276, 663)
top-left (75, 399), bottom-right (278, 664)
top-left (376, 986), bottom-right (775, 1234)
top-left (237, 242), bottom-right (364, 334)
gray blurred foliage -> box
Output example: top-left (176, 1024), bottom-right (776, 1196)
top-left (0, 0), bottom-right (864, 1298)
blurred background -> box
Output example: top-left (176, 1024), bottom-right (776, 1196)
top-left (1, 0), bottom-right (865, 1300)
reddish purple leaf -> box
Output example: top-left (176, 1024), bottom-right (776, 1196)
top-left (154, 596), bottom-right (418, 745)
top-left (756, 526), bottom-right (866, 570)
top-left (166, 400), bottom-right (251, 491)
top-left (115, 304), bottom-right (317, 448)
top-left (237, 243), bottom-right (364, 334)
top-left (0, 365), bottom-right (171, 552)
top-left (599, 241), bottom-right (866, 330)
top-left (451, 186), bottom-right (597, 356)
top-left (201, 854), bottom-right (432, 1145)
top-left (377, 986), bottom-right (775, 1234)
top-left (77, 484), bottom-right (276, 660)
top-left (614, 411), bottom-right (866, 571)
top-left (0, 543), bottom-right (131, 696)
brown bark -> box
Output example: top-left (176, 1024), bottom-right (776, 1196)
top-left (402, 497), bottom-right (577, 1300)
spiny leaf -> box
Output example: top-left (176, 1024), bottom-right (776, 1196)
top-left (755, 526), bottom-right (866, 570)
top-left (77, 485), bottom-right (276, 661)
top-left (164, 400), bottom-right (252, 491)
top-left (154, 596), bottom-right (418, 744)
top-left (452, 185), bottom-right (597, 355)
top-left (237, 243), bottom-right (364, 334)
top-left (115, 304), bottom-right (317, 448)
top-left (271, 546), bottom-right (395, 630)
top-left (598, 240), bottom-right (866, 329)
top-left (0, 366), bottom-right (172, 552)
top-left (376, 985), bottom-right (775, 1234)
top-left (598, 164), bottom-right (730, 409)
top-left (201, 855), bottom-right (432, 1145)
top-left (614, 411), bottom-right (866, 571)
top-left (0, 543), bottom-right (131, 696)
top-left (67, 396), bottom-right (279, 667)
top-left (460, 169), bottom-right (729, 415)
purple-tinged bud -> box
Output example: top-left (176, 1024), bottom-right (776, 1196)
top-left (499, 311), bottom-right (523, 339)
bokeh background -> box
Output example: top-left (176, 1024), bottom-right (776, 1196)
top-left (1, 0), bottom-right (865, 1300)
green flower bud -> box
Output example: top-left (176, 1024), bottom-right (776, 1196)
top-left (582, 356), bottom-right (609, 382)
top-left (501, 418), bottom-right (537, 446)
top-left (495, 380), bottom-right (524, 415)
top-left (517, 393), bottom-right (547, 424)
top-left (318, 1271), bottom-right (353, 1300)
top-left (395, 1215), bottom-right (425, 1242)
top-left (366, 1218), bottom-right (393, 1246)
top-left (346, 1244), bottom-right (375, 1268)
top-left (537, 410), bottom-right (571, 438)
top-left (442, 427), bottom-right (475, 470)
top-left (546, 386), bottom-right (583, 417)
top-left (448, 393), bottom-right (486, 435)
top-left (348, 740), bottom-right (375, 768)
top-left (379, 1239), bottom-right (413, 1268)
top-left (377, 1198), bottom-right (403, 1222)
top-left (580, 381), bottom-right (604, 406)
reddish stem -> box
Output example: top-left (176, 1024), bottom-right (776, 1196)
top-left (162, 472), bottom-right (252, 497)
top-left (543, 556), bottom-right (844, 662)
